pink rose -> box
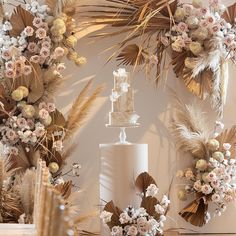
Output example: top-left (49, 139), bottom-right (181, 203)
top-left (24, 26), bottom-right (34, 36)
top-left (206, 16), bottom-right (215, 25)
top-left (40, 47), bottom-right (50, 58)
top-left (1, 49), bottom-right (12, 61)
top-left (5, 69), bottom-right (15, 78)
top-left (5, 61), bottom-right (15, 70)
top-left (39, 108), bottom-right (49, 120)
top-left (39, 102), bottom-right (47, 110)
top-left (42, 41), bottom-right (51, 49)
top-left (47, 103), bottom-right (56, 112)
top-left (30, 55), bottom-right (40, 63)
top-left (35, 28), bottom-right (47, 39)
top-left (23, 65), bottom-right (32, 75)
top-left (53, 47), bottom-right (65, 58)
top-left (17, 117), bottom-right (27, 129)
top-left (6, 129), bottom-right (17, 141)
top-left (27, 42), bottom-right (38, 53)
top-left (177, 22), bottom-right (189, 32)
top-left (224, 35), bottom-right (234, 46)
top-left (33, 17), bottom-right (43, 28)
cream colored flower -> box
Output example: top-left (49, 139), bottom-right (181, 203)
top-left (196, 159), bottom-right (208, 171)
top-left (17, 86), bottom-right (29, 98)
top-left (193, 27), bottom-right (209, 41)
top-left (212, 151), bottom-right (224, 162)
top-left (174, 7), bottom-right (185, 21)
top-left (207, 139), bottom-right (220, 151)
top-left (11, 89), bottom-right (24, 101)
top-left (189, 41), bottom-right (203, 55)
top-left (22, 105), bottom-right (36, 119)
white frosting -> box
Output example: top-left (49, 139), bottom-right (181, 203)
top-left (107, 68), bottom-right (139, 127)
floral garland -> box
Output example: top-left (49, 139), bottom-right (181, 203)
top-left (171, 100), bottom-right (236, 227)
top-left (84, 0), bottom-right (236, 116)
top-left (100, 172), bottom-right (170, 236)
top-left (0, 0), bottom-right (102, 224)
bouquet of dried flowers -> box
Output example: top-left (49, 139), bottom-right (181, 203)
top-left (171, 100), bottom-right (236, 226)
top-left (0, 0), bottom-right (102, 225)
top-left (83, 0), bottom-right (236, 116)
top-left (100, 172), bottom-right (170, 235)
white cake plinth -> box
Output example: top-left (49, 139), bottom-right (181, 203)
top-left (100, 143), bottom-right (148, 235)
top-left (99, 143), bottom-right (148, 208)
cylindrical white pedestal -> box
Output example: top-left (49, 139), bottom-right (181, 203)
top-left (100, 143), bottom-right (148, 209)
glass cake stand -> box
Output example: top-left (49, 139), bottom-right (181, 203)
top-left (106, 123), bottom-right (140, 144)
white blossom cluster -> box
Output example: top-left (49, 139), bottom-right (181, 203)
top-left (100, 184), bottom-right (170, 236)
top-left (26, 1), bottom-right (50, 19)
top-left (161, 0), bottom-right (236, 69)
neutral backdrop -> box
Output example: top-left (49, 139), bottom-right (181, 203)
top-left (56, 0), bottom-right (236, 233)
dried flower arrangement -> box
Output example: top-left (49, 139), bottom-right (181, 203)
top-left (0, 0), bottom-right (102, 225)
top-left (100, 172), bottom-right (170, 235)
top-left (82, 0), bottom-right (236, 116)
top-left (170, 100), bottom-right (236, 227)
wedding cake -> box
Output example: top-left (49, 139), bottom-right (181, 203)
top-left (107, 68), bottom-right (140, 127)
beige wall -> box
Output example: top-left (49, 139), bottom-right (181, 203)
top-left (56, 0), bottom-right (236, 233)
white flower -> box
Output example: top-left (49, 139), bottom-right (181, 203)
top-left (146, 184), bottom-right (159, 197)
top-left (201, 184), bottom-right (213, 195)
top-left (127, 225), bottom-right (138, 236)
top-left (52, 140), bottom-right (64, 152)
top-left (3, 21), bottom-right (12, 31)
top-left (154, 204), bottom-right (165, 214)
top-left (130, 114), bottom-right (140, 124)
top-left (119, 212), bottom-right (132, 224)
top-left (113, 68), bottom-right (127, 78)
top-left (161, 195), bottom-right (170, 208)
top-left (204, 212), bottom-right (211, 224)
top-left (223, 143), bottom-right (231, 151)
top-left (193, 180), bottom-right (202, 192)
top-left (159, 215), bottom-right (166, 222)
top-left (100, 210), bottom-right (113, 224)
top-left (120, 82), bottom-right (130, 93)
top-left (110, 91), bottom-right (120, 102)
top-left (212, 193), bottom-right (221, 202)
top-left (111, 226), bottom-right (123, 236)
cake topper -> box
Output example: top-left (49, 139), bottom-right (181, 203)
top-left (106, 68), bottom-right (140, 144)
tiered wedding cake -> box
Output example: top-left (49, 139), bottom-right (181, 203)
top-left (100, 68), bottom-right (148, 235)
top-left (107, 68), bottom-right (140, 127)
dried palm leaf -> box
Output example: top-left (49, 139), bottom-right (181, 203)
top-left (19, 169), bottom-right (35, 222)
top-left (55, 181), bottom-right (72, 200)
top-left (179, 197), bottom-right (208, 227)
top-left (9, 5), bottom-right (34, 37)
top-left (222, 2), bottom-right (236, 25)
top-left (13, 63), bottom-right (44, 103)
top-left (140, 196), bottom-right (158, 216)
top-left (216, 125), bottom-right (236, 158)
top-left (0, 2), bottom-right (4, 23)
top-left (170, 99), bottom-right (210, 159)
top-left (117, 44), bottom-right (146, 65)
top-left (64, 84), bottom-right (103, 140)
top-left (135, 172), bottom-right (156, 193)
top-left (46, 0), bottom-right (58, 10)
top-left (104, 201), bottom-right (122, 229)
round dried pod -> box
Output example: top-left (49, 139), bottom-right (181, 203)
top-left (212, 151), bottom-right (224, 162)
top-left (42, 115), bottom-right (52, 126)
top-left (22, 105), bottom-right (36, 118)
top-left (178, 189), bottom-right (187, 201)
top-left (18, 86), bottom-right (29, 98)
top-left (48, 162), bottom-right (59, 174)
top-left (75, 56), bottom-right (87, 66)
top-left (11, 89), bottom-right (24, 101)
top-left (196, 159), bottom-right (208, 171)
top-left (58, 13), bottom-right (68, 22)
top-left (67, 51), bottom-right (78, 61)
top-left (66, 35), bottom-right (78, 48)
top-left (207, 139), bottom-right (220, 152)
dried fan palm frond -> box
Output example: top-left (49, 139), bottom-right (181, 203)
top-left (117, 44), bottom-right (147, 66)
top-left (104, 201), bottom-right (122, 229)
top-left (140, 196), bottom-right (158, 216)
top-left (135, 172), bottom-right (156, 193)
top-left (170, 99), bottom-right (210, 159)
top-left (222, 2), bottom-right (236, 25)
top-left (64, 83), bottom-right (103, 140)
top-left (179, 197), bottom-right (208, 227)
top-left (216, 125), bottom-right (236, 158)
top-left (19, 169), bottom-right (35, 223)
top-left (9, 5), bottom-right (34, 37)
top-left (81, 0), bottom-right (177, 80)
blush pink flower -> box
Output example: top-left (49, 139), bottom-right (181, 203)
top-left (39, 108), bottom-right (49, 120)
top-left (24, 26), bottom-right (34, 36)
top-left (34, 127), bottom-right (45, 137)
top-left (53, 47), bottom-right (65, 58)
top-left (35, 28), bottom-right (47, 39)
top-left (57, 63), bottom-right (66, 72)
top-left (23, 65), bottom-right (32, 75)
top-left (47, 103), bottom-right (56, 113)
top-left (206, 16), bottom-right (215, 25)
top-left (177, 22), bottom-right (189, 32)
top-left (6, 129), bottom-right (17, 141)
top-left (224, 35), bottom-right (234, 46)
top-left (40, 22), bottom-right (49, 31)
top-left (39, 102), bottom-right (47, 110)
top-left (210, 24), bottom-right (221, 34)
top-left (1, 49), bottom-right (12, 61)
top-left (30, 55), bottom-right (40, 63)
top-left (17, 117), bottom-right (27, 129)
top-left (42, 41), bottom-right (51, 49)
top-left (33, 17), bottom-right (43, 28)
top-left (9, 146), bottom-right (19, 155)
top-left (5, 69), bottom-right (15, 78)
top-left (27, 42), bottom-right (38, 53)
top-left (40, 47), bottom-right (50, 58)
top-left (5, 61), bottom-right (15, 70)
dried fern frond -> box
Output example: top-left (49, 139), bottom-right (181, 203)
top-left (64, 83), bottom-right (103, 140)
top-left (170, 99), bottom-right (210, 159)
